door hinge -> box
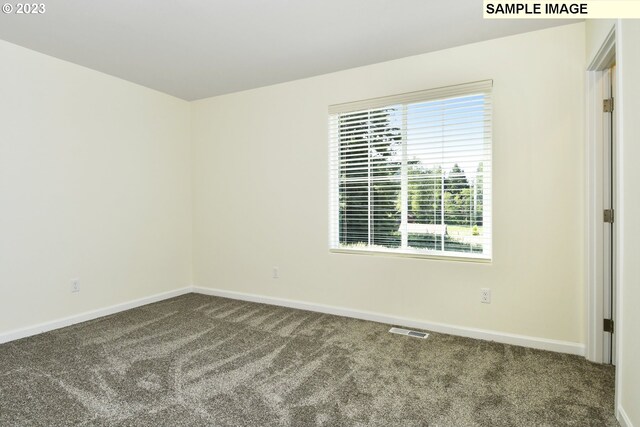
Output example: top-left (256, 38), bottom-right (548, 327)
top-left (604, 209), bottom-right (615, 223)
top-left (603, 98), bottom-right (614, 113)
top-left (604, 318), bottom-right (614, 334)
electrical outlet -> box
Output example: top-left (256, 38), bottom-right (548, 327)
top-left (480, 288), bottom-right (491, 304)
top-left (272, 267), bottom-right (279, 279)
top-left (71, 279), bottom-right (80, 293)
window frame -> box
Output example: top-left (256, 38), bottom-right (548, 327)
top-left (328, 80), bottom-right (493, 262)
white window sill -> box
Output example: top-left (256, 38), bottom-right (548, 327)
top-left (329, 248), bottom-right (492, 263)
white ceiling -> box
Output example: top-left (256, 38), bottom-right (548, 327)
top-left (0, 0), bottom-right (577, 100)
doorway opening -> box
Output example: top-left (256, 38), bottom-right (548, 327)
top-left (602, 64), bottom-right (616, 365)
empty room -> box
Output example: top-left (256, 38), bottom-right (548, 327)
top-left (1, 1), bottom-right (639, 426)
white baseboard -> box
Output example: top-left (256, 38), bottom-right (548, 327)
top-left (193, 286), bottom-right (585, 356)
top-left (1, 285), bottom-right (586, 357)
top-left (618, 406), bottom-right (634, 427)
top-left (0, 287), bottom-right (193, 344)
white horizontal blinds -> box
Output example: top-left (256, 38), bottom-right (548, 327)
top-left (329, 80), bottom-right (492, 259)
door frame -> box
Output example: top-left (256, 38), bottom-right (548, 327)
top-left (585, 26), bottom-right (617, 364)
top-left (602, 64), bottom-right (615, 365)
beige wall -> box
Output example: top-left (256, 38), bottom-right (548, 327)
top-left (0, 40), bottom-right (192, 335)
top-left (0, 22), bottom-right (594, 357)
top-left (617, 19), bottom-right (640, 427)
top-left (192, 24), bottom-right (586, 344)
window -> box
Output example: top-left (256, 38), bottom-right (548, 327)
top-left (329, 80), bottom-right (492, 260)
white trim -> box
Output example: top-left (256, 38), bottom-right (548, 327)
top-left (588, 26), bottom-right (616, 71)
top-left (329, 248), bottom-right (491, 263)
top-left (328, 79), bottom-right (493, 114)
top-left (0, 283), bottom-right (586, 356)
top-left (193, 286), bottom-right (585, 356)
top-left (613, 17), bottom-right (624, 419)
top-left (618, 405), bottom-right (633, 427)
top-left (0, 287), bottom-right (193, 344)
top-left (585, 25), bottom-right (617, 364)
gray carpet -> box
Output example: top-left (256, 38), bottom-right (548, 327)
top-left (0, 293), bottom-right (617, 426)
